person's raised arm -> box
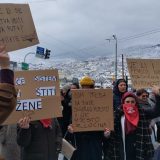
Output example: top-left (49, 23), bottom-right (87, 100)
top-left (0, 45), bottom-right (17, 124)
top-left (143, 85), bottom-right (160, 119)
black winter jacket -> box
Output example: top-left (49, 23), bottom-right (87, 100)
top-left (17, 119), bottom-right (62, 160)
top-left (104, 95), bottom-right (160, 160)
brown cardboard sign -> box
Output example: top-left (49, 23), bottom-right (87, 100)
top-left (0, 3), bottom-right (39, 52)
top-left (72, 89), bottom-right (114, 132)
top-left (3, 69), bottom-right (62, 125)
top-left (127, 59), bottom-right (160, 89)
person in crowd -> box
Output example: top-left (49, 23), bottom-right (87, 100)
top-left (0, 47), bottom-right (20, 160)
top-left (0, 45), bottom-right (17, 124)
top-left (113, 79), bottom-right (128, 110)
top-left (67, 76), bottom-right (109, 160)
top-left (71, 83), bottom-right (80, 90)
top-left (0, 46), bottom-right (17, 160)
top-left (136, 88), bottom-right (157, 147)
top-left (136, 88), bottom-right (153, 110)
top-left (60, 82), bottom-right (80, 136)
top-left (103, 78), bottom-right (128, 160)
top-left (103, 86), bottom-right (160, 160)
top-left (59, 84), bottom-right (72, 136)
top-left (136, 88), bottom-right (149, 103)
top-left (0, 124), bottom-right (20, 160)
top-left (17, 117), bottom-right (62, 160)
top-left (61, 83), bottom-right (80, 160)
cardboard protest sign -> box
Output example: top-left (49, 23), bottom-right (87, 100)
top-left (3, 69), bottom-right (62, 125)
top-left (0, 3), bottom-right (39, 52)
top-left (72, 89), bottom-right (114, 132)
top-left (127, 59), bottom-right (160, 89)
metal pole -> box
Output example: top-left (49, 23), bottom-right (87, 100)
top-left (113, 35), bottom-right (117, 80)
top-left (122, 54), bottom-right (124, 79)
top-left (24, 52), bottom-right (35, 63)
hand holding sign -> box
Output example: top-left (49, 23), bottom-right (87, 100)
top-left (152, 85), bottom-right (160, 96)
top-left (18, 116), bottom-right (31, 129)
top-left (104, 128), bottom-right (111, 138)
top-left (0, 45), bottom-right (10, 69)
top-left (68, 124), bottom-right (74, 133)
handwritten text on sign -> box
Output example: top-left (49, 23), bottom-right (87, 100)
top-left (127, 59), bottom-right (160, 89)
top-left (72, 89), bottom-right (113, 132)
top-left (0, 3), bottom-right (39, 52)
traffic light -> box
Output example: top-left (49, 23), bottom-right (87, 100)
top-left (44, 49), bottom-right (51, 59)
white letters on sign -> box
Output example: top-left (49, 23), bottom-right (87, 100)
top-left (15, 77), bottom-right (25, 85)
top-left (36, 86), bottom-right (56, 96)
top-left (16, 98), bottom-right (42, 111)
top-left (17, 89), bottom-right (21, 98)
top-left (34, 76), bottom-right (57, 82)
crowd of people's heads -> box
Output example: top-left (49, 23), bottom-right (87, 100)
top-left (61, 76), bottom-right (95, 94)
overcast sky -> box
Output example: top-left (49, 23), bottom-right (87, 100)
top-left (1, 0), bottom-right (160, 62)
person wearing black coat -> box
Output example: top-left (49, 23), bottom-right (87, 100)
top-left (103, 79), bottom-right (128, 160)
top-left (60, 83), bottom-right (80, 136)
top-left (68, 76), bottom-right (104, 160)
top-left (61, 88), bottom-right (72, 136)
top-left (104, 86), bottom-right (160, 160)
top-left (17, 117), bottom-right (62, 160)
top-left (113, 79), bottom-right (128, 110)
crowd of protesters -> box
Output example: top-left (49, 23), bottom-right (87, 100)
top-left (60, 77), bottom-right (160, 160)
top-left (0, 46), bottom-right (160, 160)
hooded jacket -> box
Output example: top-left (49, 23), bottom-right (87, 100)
top-left (113, 79), bottom-right (128, 110)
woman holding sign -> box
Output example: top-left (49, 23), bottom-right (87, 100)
top-left (17, 117), bottom-right (62, 160)
top-left (104, 86), bottom-right (160, 160)
top-left (68, 76), bottom-right (110, 160)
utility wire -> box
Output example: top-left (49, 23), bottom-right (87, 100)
top-left (39, 31), bottom-right (106, 57)
top-left (119, 28), bottom-right (160, 42)
top-left (38, 27), bottom-right (160, 57)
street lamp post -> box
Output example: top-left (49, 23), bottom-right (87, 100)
top-left (113, 35), bottom-right (118, 80)
top-left (106, 34), bottom-right (118, 81)
top-left (22, 52), bottom-right (35, 70)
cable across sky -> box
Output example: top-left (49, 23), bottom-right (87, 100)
top-left (119, 28), bottom-right (160, 42)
